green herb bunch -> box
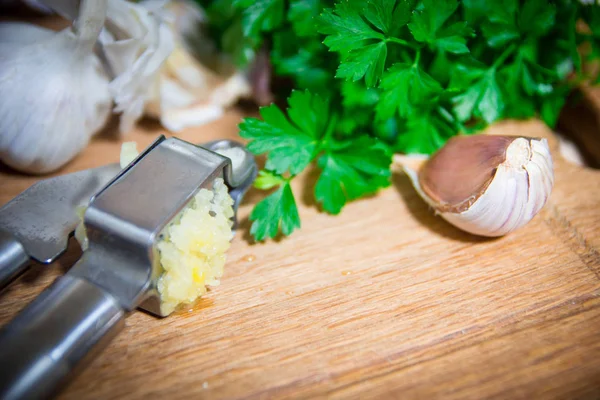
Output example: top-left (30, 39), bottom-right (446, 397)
top-left (196, 0), bottom-right (600, 241)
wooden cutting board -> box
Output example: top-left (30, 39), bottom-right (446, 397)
top-left (1, 112), bottom-right (599, 400)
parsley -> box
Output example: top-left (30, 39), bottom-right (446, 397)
top-left (408, 0), bottom-right (473, 54)
top-left (377, 60), bottom-right (443, 120)
top-left (315, 136), bottom-right (391, 214)
top-left (196, 0), bottom-right (600, 241)
top-left (249, 171), bottom-right (300, 241)
top-left (239, 90), bottom-right (327, 175)
top-left (240, 90), bottom-right (391, 239)
top-left (319, 0), bottom-right (391, 87)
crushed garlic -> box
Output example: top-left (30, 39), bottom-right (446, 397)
top-left (156, 177), bottom-right (234, 315)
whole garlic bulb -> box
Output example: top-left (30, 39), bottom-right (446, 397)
top-left (0, 0), bottom-right (111, 174)
top-left (394, 135), bottom-right (554, 237)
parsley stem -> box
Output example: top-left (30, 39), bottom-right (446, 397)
top-left (387, 37), bottom-right (418, 49)
top-left (414, 48), bottom-right (421, 66)
top-left (492, 44), bottom-right (516, 70)
top-left (437, 106), bottom-right (466, 133)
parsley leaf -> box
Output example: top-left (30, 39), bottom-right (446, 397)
top-left (239, 90), bottom-right (328, 175)
top-left (233, 0), bottom-right (284, 39)
top-left (540, 89), bottom-right (568, 128)
top-left (376, 62), bottom-right (443, 120)
top-left (395, 111), bottom-right (454, 153)
top-left (452, 68), bottom-right (504, 124)
top-left (408, 0), bottom-right (472, 54)
top-left (519, 0), bottom-right (556, 38)
top-left (337, 81), bottom-right (380, 135)
top-left (364, 0), bottom-right (397, 33)
top-left (319, 1), bottom-right (385, 53)
top-left (319, 0), bottom-right (407, 86)
top-left (462, 0), bottom-right (488, 25)
top-left (480, 0), bottom-right (519, 48)
top-left (271, 32), bottom-right (331, 91)
top-left (315, 137), bottom-right (391, 214)
top-left (249, 178), bottom-right (301, 241)
top-left (341, 81), bottom-right (379, 109)
top-left (335, 42), bottom-right (388, 86)
top-left (289, 0), bottom-right (321, 37)
top-left (496, 57), bottom-right (537, 120)
top-left (480, 0), bottom-right (555, 48)
top-left (391, 0), bottom-right (417, 29)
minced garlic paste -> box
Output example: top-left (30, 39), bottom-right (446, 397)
top-left (156, 177), bottom-right (234, 315)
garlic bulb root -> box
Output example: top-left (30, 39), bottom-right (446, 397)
top-left (394, 134), bottom-right (555, 237)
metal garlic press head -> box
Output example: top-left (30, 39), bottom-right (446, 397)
top-left (71, 135), bottom-right (257, 317)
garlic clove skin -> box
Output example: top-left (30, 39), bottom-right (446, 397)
top-left (395, 135), bottom-right (555, 237)
top-left (0, 3), bottom-right (111, 174)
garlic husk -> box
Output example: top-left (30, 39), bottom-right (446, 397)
top-left (142, 0), bottom-right (252, 132)
top-left (99, 0), bottom-right (176, 135)
top-left (0, 0), bottom-right (111, 174)
top-left (394, 135), bottom-right (555, 237)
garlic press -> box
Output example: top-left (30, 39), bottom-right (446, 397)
top-left (0, 136), bottom-right (257, 400)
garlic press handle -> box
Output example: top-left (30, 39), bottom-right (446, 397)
top-left (0, 230), bottom-right (30, 291)
top-left (0, 274), bottom-right (125, 400)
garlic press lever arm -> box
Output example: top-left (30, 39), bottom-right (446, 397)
top-left (0, 230), bottom-right (30, 290)
top-left (0, 272), bottom-right (125, 400)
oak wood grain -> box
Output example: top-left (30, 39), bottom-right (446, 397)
top-left (0, 113), bottom-right (599, 400)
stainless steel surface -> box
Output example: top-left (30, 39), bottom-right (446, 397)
top-left (0, 163), bottom-right (120, 289)
top-left (0, 135), bottom-right (257, 399)
top-left (202, 139), bottom-right (257, 189)
top-left (0, 163), bottom-right (121, 264)
top-left (201, 139), bottom-right (259, 230)
top-left (0, 274), bottom-right (124, 400)
top-left (0, 230), bottom-right (29, 290)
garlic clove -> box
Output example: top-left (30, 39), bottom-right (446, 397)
top-left (160, 103), bottom-right (224, 132)
top-left (100, 0), bottom-right (175, 135)
top-left (394, 135), bottom-right (555, 237)
top-left (0, 1), bottom-right (111, 174)
top-left (142, 0), bottom-right (253, 132)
